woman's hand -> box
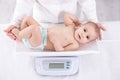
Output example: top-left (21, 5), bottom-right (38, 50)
top-left (4, 25), bottom-right (17, 40)
top-left (96, 23), bottom-right (106, 40)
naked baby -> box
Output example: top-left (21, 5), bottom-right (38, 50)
top-left (10, 13), bottom-right (100, 51)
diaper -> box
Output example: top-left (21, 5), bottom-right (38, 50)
top-left (22, 27), bottom-right (47, 50)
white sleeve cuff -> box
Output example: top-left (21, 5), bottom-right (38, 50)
top-left (10, 21), bottom-right (21, 28)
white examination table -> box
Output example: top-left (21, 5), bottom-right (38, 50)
top-left (0, 21), bottom-right (120, 80)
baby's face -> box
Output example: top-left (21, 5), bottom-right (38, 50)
top-left (75, 24), bottom-right (97, 44)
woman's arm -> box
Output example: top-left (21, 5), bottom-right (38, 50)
top-left (78, 0), bottom-right (98, 22)
top-left (11, 0), bottom-right (35, 28)
top-left (20, 16), bottom-right (39, 30)
top-left (4, 0), bottom-right (35, 40)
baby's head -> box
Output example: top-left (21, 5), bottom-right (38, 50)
top-left (74, 21), bottom-right (100, 44)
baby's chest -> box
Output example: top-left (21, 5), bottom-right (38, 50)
top-left (57, 33), bottom-right (74, 45)
top-left (49, 28), bottom-right (74, 44)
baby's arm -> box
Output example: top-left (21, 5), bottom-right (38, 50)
top-left (64, 42), bottom-right (79, 51)
top-left (53, 40), bottom-right (64, 51)
top-left (20, 16), bottom-right (39, 30)
top-left (49, 33), bottom-right (64, 51)
top-left (64, 13), bottom-right (81, 27)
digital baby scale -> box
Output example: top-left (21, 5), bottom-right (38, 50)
top-left (16, 40), bottom-right (99, 76)
top-left (34, 56), bottom-right (79, 76)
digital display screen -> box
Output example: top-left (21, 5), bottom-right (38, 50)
top-left (49, 63), bottom-right (64, 69)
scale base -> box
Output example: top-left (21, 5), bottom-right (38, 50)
top-left (35, 56), bottom-right (79, 76)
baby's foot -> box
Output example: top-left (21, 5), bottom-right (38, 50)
top-left (12, 28), bottom-right (22, 42)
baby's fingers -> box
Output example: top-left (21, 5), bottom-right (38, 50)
top-left (97, 23), bottom-right (106, 31)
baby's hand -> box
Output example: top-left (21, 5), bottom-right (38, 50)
top-left (96, 23), bottom-right (106, 40)
top-left (64, 13), bottom-right (81, 26)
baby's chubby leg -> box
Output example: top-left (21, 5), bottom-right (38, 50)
top-left (27, 25), bottom-right (43, 47)
top-left (13, 25), bottom-right (43, 47)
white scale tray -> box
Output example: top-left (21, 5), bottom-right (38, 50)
top-left (16, 40), bottom-right (100, 56)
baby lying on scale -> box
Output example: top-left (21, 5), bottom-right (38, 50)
top-left (12, 13), bottom-right (100, 51)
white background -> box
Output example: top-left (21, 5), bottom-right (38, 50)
top-left (0, 0), bottom-right (120, 23)
top-left (0, 0), bottom-right (120, 80)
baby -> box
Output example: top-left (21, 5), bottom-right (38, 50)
top-left (11, 13), bottom-right (100, 51)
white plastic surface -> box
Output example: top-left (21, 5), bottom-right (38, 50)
top-left (16, 40), bottom-right (99, 56)
top-left (35, 56), bottom-right (79, 76)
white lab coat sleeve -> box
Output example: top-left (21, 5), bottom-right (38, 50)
top-left (10, 0), bottom-right (35, 28)
top-left (78, 0), bottom-right (98, 23)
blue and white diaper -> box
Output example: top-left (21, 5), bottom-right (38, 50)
top-left (22, 27), bottom-right (47, 50)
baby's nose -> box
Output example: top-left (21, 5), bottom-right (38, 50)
top-left (81, 33), bottom-right (85, 38)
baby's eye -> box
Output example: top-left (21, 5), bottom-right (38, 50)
top-left (84, 29), bottom-right (86, 32)
top-left (86, 36), bottom-right (89, 39)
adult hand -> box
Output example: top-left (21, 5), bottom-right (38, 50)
top-left (96, 23), bottom-right (106, 40)
top-left (4, 25), bottom-right (17, 40)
